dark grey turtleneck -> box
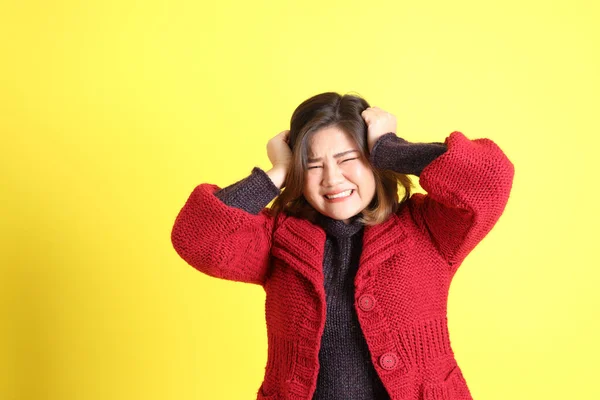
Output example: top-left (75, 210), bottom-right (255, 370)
top-left (212, 133), bottom-right (448, 400)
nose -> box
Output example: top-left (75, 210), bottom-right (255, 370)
top-left (322, 163), bottom-right (345, 187)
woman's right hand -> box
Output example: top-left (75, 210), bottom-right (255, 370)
top-left (267, 130), bottom-right (293, 172)
top-left (265, 130), bottom-right (293, 189)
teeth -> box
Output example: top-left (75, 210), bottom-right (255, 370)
top-left (326, 190), bottom-right (352, 199)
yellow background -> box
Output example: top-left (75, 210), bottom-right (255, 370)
top-left (1, 0), bottom-right (598, 399)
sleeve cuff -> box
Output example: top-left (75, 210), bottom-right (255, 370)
top-left (213, 167), bottom-right (281, 215)
top-left (369, 132), bottom-right (448, 176)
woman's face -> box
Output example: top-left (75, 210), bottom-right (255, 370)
top-left (303, 126), bottom-right (376, 224)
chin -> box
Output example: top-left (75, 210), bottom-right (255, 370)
top-left (323, 208), bottom-right (359, 221)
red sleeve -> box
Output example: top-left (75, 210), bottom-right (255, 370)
top-left (412, 131), bottom-right (515, 274)
top-left (171, 183), bottom-right (275, 286)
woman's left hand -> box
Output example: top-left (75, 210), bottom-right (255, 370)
top-left (361, 106), bottom-right (397, 153)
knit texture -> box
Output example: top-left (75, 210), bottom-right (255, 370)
top-left (209, 137), bottom-right (448, 399)
top-left (212, 167), bottom-right (281, 215)
top-left (218, 179), bottom-right (392, 399)
top-left (369, 133), bottom-right (448, 176)
top-left (171, 131), bottom-right (515, 400)
top-left (311, 216), bottom-right (386, 400)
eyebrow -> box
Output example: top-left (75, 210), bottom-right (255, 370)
top-left (307, 150), bottom-right (359, 164)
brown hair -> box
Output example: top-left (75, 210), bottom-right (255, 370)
top-left (270, 91), bottom-right (415, 226)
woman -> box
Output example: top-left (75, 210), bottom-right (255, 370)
top-left (171, 92), bottom-right (515, 399)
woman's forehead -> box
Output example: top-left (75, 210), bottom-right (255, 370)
top-left (307, 129), bottom-right (357, 156)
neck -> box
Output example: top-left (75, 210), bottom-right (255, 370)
top-left (316, 213), bottom-right (364, 238)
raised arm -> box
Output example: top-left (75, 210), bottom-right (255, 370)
top-left (213, 167), bottom-right (282, 214)
top-left (369, 132), bottom-right (448, 177)
top-left (369, 131), bottom-right (515, 274)
top-left (171, 167), bottom-right (281, 286)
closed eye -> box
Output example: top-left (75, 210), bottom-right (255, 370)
top-left (307, 158), bottom-right (357, 170)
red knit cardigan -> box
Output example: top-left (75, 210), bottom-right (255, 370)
top-left (171, 131), bottom-right (515, 400)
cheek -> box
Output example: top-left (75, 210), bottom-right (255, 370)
top-left (355, 170), bottom-right (376, 195)
top-left (351, 165), bottom-right (374, 182)
top-left (303, 176), bottom-right (318, 198)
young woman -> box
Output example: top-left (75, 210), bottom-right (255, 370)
top-left (171, 92), bottom-right (515, 400)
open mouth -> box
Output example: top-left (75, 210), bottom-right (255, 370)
top-left (324, 189), bottom-right (354, 200)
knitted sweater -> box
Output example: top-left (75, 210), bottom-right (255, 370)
top-left (211, 133), bottom-right (448, 400)
top-left (171, 131), bottom-right (515, 400)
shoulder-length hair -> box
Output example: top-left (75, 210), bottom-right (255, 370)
top-left (270, 91), bottom-right (415, 227)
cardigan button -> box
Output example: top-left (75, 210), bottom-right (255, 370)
top-left (379, 352), bottom-right (398, 370)
top-left (358, 294), bottom-right (375, 312)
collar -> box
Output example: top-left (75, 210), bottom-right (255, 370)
top-left (315, 212), bottom-right (364, 238)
